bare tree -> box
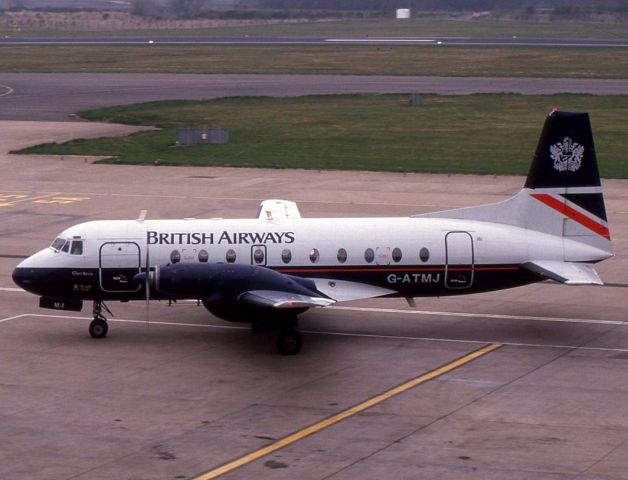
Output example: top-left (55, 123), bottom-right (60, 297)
top-left (132, 0), bottom-right (158, 16)
top-left (168, 0), bottom-right (207, 18)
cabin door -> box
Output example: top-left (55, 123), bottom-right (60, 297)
top-left (99, 241), bottom-right (142, 293)
top-left (445, 232), bottom-right (474, 289)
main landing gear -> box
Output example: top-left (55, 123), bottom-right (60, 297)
top-left (252, 315), bottom-right (303, 355)
top-left (89, 301), bottom-right (111, 339)
top-left (274, 316), bottom-right (302, 356)
top-left (276, 328), bottom-right (302, 356)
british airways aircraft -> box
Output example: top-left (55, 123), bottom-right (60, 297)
top-left (12, 111), bottom-right (612, 354)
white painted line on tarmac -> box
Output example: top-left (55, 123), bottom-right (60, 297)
top-left (0, 287), bottom-right (25, 292)
top-left (112, 317), bottom-right (248, 330)
top-left (0, 313), bottom-right (28, 323)
top-left (6, 297), bottom-right (615, 329)
top-left (0, 84), bottom-right (13, 98)
top-left (10, 313), bottom-right (249, 330)
top-left (177, 300), bottom-right (624, 326)
top-left (308, 329), bottom-right (628, 354)
top-left (2, 312), bottom-right (628, 353)
top-left (328, 305), bottom-right (626, 326)
top-left (325, 38), bottom-right (437, 43)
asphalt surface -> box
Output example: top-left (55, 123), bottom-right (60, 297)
top-left (3, 73), bottom-right (628, 120)
top-left (1, 123), bottom-right (628, 479)
top-left (3, 35), bottom-right (628, 47)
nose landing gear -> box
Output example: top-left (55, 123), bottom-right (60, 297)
top-left (89, 301), bottom-right (112, 339)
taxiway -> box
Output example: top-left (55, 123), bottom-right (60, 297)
top-left (1, 123), bottom-right (628, 479)
top-left (3, 73), bottom-right (628, 120)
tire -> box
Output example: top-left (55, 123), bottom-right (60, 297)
top-left (276, 329), bottom-right (302, 356)
top-left (89, 319), bottom-right (108, 339)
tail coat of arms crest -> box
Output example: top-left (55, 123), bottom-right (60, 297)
top-left (550, 137), bottom-right (584, 172)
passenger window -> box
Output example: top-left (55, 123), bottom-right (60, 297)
top-left (198, 250), bottom-right (209, 263)
top-left (281, 248), bottom-right (292, 264)
top-left (70, 241), bottom-right (83, 255)
top-left (253, 247), bottom-right (265, 264)
top-left (309, 248), bottom-right (320, 263)
top-left (392, 247), bottom-right (402, 263)
top-left (364, 248), bottom-right (374, 263)
top-left (170, 250), bottom-right (181, 264)
top-left (61, 241), bottom-right (70, 253)
top-left (419, 247), bottom-right (430, 262)
top-left (337, 248), bottom-right (347, 263)
top-left (226, 249), bottom-right (237, 263)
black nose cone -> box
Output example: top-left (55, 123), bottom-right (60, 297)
top-left (12, 267), bottom-right (36, 292)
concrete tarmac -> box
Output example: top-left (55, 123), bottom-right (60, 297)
top-left (3, 73), bottom-right (628, 120)
top-left (1, 123), bottom-right (628, 479)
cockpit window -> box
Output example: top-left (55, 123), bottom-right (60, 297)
top-left (51, 237), bottom-right (65, 251)
top-left (61, 241), bottom-right (70, 253)
top-left (70, 240), bottom-right (83, 255)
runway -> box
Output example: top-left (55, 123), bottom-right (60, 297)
top-left (3, 73), bottom-right (628, 120)
top-left (3, 35), bottom-right (628, 47)
top-left (1, 123), bottom-right (628, 479)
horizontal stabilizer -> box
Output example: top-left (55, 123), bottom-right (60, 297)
top-left (522, 261), bottom-right (603, 285)
top-left (239, 290), bottom-right (335, 309)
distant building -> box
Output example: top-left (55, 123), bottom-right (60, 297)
top-left (396, 8), bottom-right (410, 19)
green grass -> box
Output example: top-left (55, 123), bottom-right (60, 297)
top-left (4, 17), bottom-right (628, 39)
top-left (17, 94), bottom-right (628, 178)
top-left (2, 44), bottom-right (628, 77)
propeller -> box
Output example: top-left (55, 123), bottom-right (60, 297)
top-left (144, 236), bottom-right (150, 330)
top-left (136, 210), bottom-right (150, 330)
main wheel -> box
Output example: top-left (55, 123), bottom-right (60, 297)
top-left (89, 318), bottom-right (108, 339)
top-left (276, 329), bottom-right (302, 356)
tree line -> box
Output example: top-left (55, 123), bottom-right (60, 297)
top-left (129, 0), bottom-right (628, 19)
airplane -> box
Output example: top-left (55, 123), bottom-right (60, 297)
top-left (12, 110), bottom-right (612, 355)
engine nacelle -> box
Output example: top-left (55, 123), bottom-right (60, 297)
top-left (140, 263), bottom-right (319, 314)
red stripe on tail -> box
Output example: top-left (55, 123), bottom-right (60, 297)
top-left (531, 193), bottom-right (611, 240)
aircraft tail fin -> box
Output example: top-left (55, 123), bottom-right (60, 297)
top-left (418, 110), bottom-right (611, 257)
top-left (525, 110), bottom-right (603, 191)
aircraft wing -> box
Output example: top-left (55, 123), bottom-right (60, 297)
top-left (143, 263), bottom-right (337, 314)
top-left (239, 290), bottom-right (335, 309)
top-left (310, 278), bottom-right (396, 302)
top-left (522, 261), bottom-right (603, 285)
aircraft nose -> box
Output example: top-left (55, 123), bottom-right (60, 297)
top-left (12, 266), bottom-right (37, 292)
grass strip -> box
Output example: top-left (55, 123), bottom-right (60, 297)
top-left (1, 44), bottom-right (628, 78)
top-left (3, 18), bottom-right (628, 39)
top-left (17, 94), bottom-right (628, 178)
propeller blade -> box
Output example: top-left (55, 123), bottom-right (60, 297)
top-left (145, 239), bottom-right (150, 329)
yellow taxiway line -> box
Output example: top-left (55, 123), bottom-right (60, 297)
top-left (0, 192), bottom-right (59, 207)
top-left (194, 342), bottom-right (503, 479)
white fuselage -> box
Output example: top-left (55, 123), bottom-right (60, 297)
top-left (14, 215), bottom-right (607, 303)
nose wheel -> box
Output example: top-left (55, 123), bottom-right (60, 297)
top-left (89, 318), bottom-right (108, 338)
top-left (90, 301), bottom-right (111, 339)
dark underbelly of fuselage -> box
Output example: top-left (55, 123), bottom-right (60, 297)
top-left (13, 264), bottom-right (540, 303)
